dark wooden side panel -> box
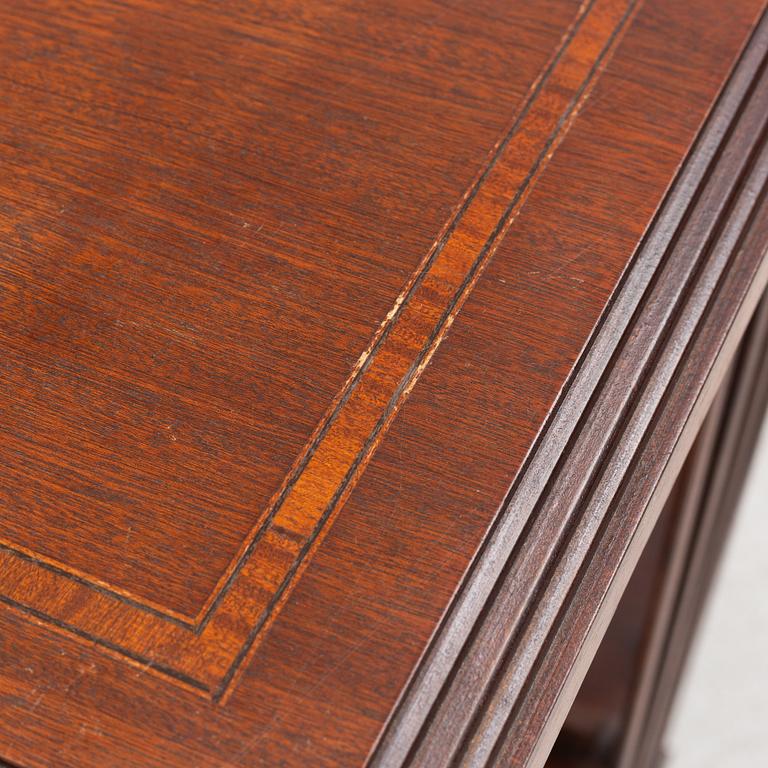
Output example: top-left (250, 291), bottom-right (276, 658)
top-left (629, 292), bottom-right (768, 768)
top-left (543, 413), bottom-right (726, 768)
top-left (544, 289), bottom-right (768, 768)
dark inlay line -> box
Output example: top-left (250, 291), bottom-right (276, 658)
top-left (0, 0), bottom-right (598, 640)
top-left (372, 10), bottom-right (768, 765)
top-left (0, 594), bottom-right (209, 694)
top-left (213, 0), bottom-right (638, 700)
top-left (196, 0), bottom-right (600, 636)
top-left (0, 542), bottom-right (195, 629)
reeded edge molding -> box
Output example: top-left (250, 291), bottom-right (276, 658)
top-left (498, 179), bottom-right (768, 768)
top-left (623, 261), bottom-right (768, 768)
top-left (480, 123), bottom-right (768, 768)
top-left (369, 9), bottom-right (768, 767)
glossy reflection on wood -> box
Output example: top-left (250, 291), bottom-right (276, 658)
top-left (0, 0), bottom-right (767, 766)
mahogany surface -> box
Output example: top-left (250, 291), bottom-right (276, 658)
top-left (1, 1), bottom-right (767, 767)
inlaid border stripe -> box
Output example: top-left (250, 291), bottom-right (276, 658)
top-left (0, 0), bottom-right (639, 698)
top-left (209, 0), bottom-right (640, 700)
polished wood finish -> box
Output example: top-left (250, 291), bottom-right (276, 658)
top-left (1, 0), bottom-right (584, 693)
top-left (1, 1), bottom-right (767, 766)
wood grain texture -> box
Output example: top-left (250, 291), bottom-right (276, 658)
top-left (611, 376), bottom-right (734, 768)
top-left (0, 0), bottom-right (647, 697)
top-left (369, 5), bottom-right (768, 766)
top-left (0, 0), bottom-right (766, 766)
top-left (0, 0), bottom-right (585, 693)
top-left (0, 0), bottom-right (578, 619)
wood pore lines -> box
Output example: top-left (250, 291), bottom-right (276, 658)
top-left (0, 0), bottom-right (638, 697)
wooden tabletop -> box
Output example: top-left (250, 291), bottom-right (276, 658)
top-left (1, 1), bottom-right (767, 766)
